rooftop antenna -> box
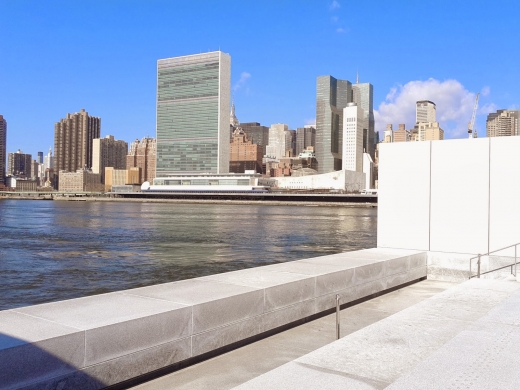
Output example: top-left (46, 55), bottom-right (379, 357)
top-left (356, 70), bottom-right (359, 84)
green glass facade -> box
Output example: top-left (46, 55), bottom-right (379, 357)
top-left (156, 52), bottom-right (230, 175)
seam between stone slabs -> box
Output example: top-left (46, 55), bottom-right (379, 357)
top-left (22, 336), bottom-right (194, 390)
top-left (199, 275), bottom-right (316, 291)
top-left (80, 335), bottom-right (193, 370)
top-left (9, 310), bottom-right (85, 331)
top-left (120, 292), bottom-right (192, 307)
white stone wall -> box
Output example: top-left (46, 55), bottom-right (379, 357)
top-left (378, 137), bottom-right (520, 256)
top-left (275, 169), bottom-right (365, 192)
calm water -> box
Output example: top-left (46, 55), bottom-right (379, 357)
top-left (0, 199), bottom-right (377, 310)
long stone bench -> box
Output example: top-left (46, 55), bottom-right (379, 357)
top-left (0, 248), bottom-right (426, 390)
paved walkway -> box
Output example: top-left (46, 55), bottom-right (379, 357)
top-left (234, 278), bottom-right (520, 389)
top-left (131, 280), bottom-right (455, 390)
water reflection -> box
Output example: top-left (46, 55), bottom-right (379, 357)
top-left (0, 200), bottom-right (377, 310)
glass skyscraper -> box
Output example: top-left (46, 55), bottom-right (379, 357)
top-left (156, 51), bottom-right (231, 175)
top-left (315, 76), bottom-right (351, 173)
top-left (352, 82), bottom-right (375, 159)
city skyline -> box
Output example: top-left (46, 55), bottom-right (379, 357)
top-left (1, 0), bottom-right (519, 157)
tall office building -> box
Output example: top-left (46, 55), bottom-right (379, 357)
top-left (54, 109), bottom-right (101, 174)
top-left (266, 123), bottom-right (288, 160)
top-left (284, 129), bottom-right (296, 157)
top-left (352, 80), bottom-right (375, 159)
top-left (156, 51), bottom-right (231, 175)
top-left (8, 150), bottom-right (32, 176)
top-left (44, 147), bottom-right (54, 170)
top-left (127, 137), bottom-right (157, 184)
top-left (0, 115), bottom-right (6, 184)
top-left (416, 101), bottom-right (436, 124)
top-left (342, 103), bottom-right (364, 172)
top-left (229, 128), bottom-right (263, 173)
top-left (240, 122), bottom-right (270, 156)
top-left (315, 76), bottom-right (352, 173)
top-left (296, 126), bottom-right (316, 155)
top-left (37, 152), bottom-right (43, 164)
top-left (486, 109), bottom-right (520, 137)
top-left (92, 135), bottom-right (128, 184)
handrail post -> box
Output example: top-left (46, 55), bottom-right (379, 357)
top-left (477, 254), bottom-right (481, 278)
top-left (336, 294), bottom-right (340, 340)
top-left (469, 258), bottom-right (472, 279)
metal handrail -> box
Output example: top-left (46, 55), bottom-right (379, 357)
top-left (469, 242), bottom-right (520, 279)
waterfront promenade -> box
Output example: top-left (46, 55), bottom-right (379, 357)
top-left (234, 277), bottom-right (520, 389)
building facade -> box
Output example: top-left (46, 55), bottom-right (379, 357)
top-left (229, 129), bottom-right (263, 173)
top-left (126, 137), bottom-right (156, 183)
top-left (92, 135), bottom-right (128, 184)
top-left (266, 123), bottom-right (288, 160)
top-left (44, 147), bottom-right (54, 170)
top-left (416, 101), bottom-right (436, 124)
top-left (296, 126), bottom-right (316, 155)
top-left (342, 103), bottom-right (364, 172)
top-left (417, 122), bottom-right (444, 141)
top-left (54, 109), bottom-right (101, 174)
top-left (240, 122), bottom-right (270, 157)
top-left (315, 76), bottom-right (352, 173)
top-left (58, 169), bottom-right (102, 192)
top-left (486, 110), bottom-right (520, 137)
top-left (156, 51), bottom-right (230, 175)
top-left (0, 116), bottom-right (7, 184)
top-left (8, 150), bottom-right (32, 176)
top-left (284, 129), bottom-right (296, 157)
top-left (352, 81), bottom-right (375, 159)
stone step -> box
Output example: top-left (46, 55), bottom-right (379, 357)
top-left (233, 278), bottom-right (520, 389)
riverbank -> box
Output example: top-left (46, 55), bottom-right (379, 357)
top-left (0, 194), bottom-right (377, 207)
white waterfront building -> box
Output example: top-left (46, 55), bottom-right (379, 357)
top-left (142, 173), bottom-right (268, 192)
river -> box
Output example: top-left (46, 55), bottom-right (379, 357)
top-left (0, 199), bottom-right (377, 310)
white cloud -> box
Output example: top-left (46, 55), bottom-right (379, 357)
top-left (479, 102), bottom-right (498, 115)
top-left (233, 72), bottom-right (251, 91)
top-left (305, 118), bottom-right (316, 126)
top-left (331, 16), bottom-right (339, 22)
top-left (374, 78), bottom-right (486, 139)
top-left (329, 0), bottom-right (340, 10)
top-left (336, 27), bottom-right (345, 33)
top-left (481, 86), bottom-right (490, 97)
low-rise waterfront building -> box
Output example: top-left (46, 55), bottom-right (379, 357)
top-left (145, 173), bottom-right (267, 192)
top-left (273, 169), bottom-right (365, 192)
top-left (58, 169), bottom-right (102, 192)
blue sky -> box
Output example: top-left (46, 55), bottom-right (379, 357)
top-left (1, 0), bottom-right (519, 157)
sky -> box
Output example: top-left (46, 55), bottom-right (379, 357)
top-left (1, 0), bottom-right (519, 158)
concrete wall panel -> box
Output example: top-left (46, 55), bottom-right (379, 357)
top-left (377, 142), bottom-right (431, 250)
top-left (489, 136), bottom-right (520, 256)
top-left (429, 139), bottom-right (489, 254)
